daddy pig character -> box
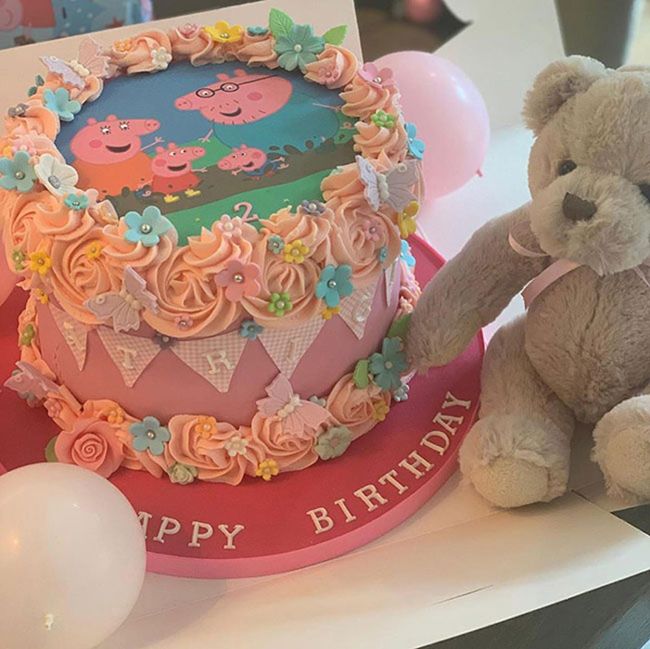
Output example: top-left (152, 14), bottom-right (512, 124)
top-left (70, 115), bottom-right (162, 198)
top-left (151, 143), bottom-right (206, 203)
top-left (175, 69), bottom-right (292, 140)
top-left (217, 144), bottom-right (288, 180)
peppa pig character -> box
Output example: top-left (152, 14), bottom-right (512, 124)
top-left (151, 142), bottom-right (206, 203)
top-left (175, 69), bottom-right (293, 140)
top-left (217, 144), bottom-right (288, 180)
top-left (70, 115), bottom-right (162, 198)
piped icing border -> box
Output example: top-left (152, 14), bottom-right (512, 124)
top-left (0, 9), bottom-right (425, 341)
top-left (7, 260), bottom-right (420, 485)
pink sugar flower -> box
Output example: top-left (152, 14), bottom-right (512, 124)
top-left (358, 62), bottom-right (395, 88)
top-left (362, 217), bottom-right (382, 242)
top-left (174, 315), bottom-right (194, 331)
top-left (178, 23), bottom-right (200, 38)
top-left (215, 259), bottom-right (261, 302)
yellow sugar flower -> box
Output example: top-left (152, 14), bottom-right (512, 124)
top-left (283, 239), bottom-right (310, 264)
top-left (256, 459), bottom-right (280, 482)
top-left (204, 20), bottom-right (244, 44)
top-left (397, 200), bottom-right (419, 239)
top-left (107, 407), bottom-right (125, 426)
top-left (372, 399), bottom-right (390, 422)
top-left (85, 241), bottom-right (103, 261)
top-left (114, 38), bottom-right (134, 53)
top-left (194, 416), bottom-right (218, 439)
top-left (28, 251), bottom-right (52, 276)
top-left (33, 288), bottom-right (49, 305)
top-left (321, 306), bottom-right (341, 321)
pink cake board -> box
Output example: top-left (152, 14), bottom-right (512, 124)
top-left (0, 237), bottom-right (484, 579)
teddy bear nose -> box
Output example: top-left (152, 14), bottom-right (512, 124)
top-left (562, 192), bottom-right (597, 222)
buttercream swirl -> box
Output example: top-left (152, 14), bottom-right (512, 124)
top-left (5, 101), bottom-right (60, 140)
top-left (169, 27), bottom-right (239, 66)
top-left (330, 202), bottom-right (401, 286)
top-left (327, 373), bottom-right (392, 440)
top-left (341, 75), bottom-right (398, 119)
top-left (234, 32), bottom-right (279, 68)
top-left (2, 191), bottom-right (47, 262)
top-left (353, 120), bottom-right (408, 163)
top-left (31, 192), bottom-right (96, 242)
top-left (110, 30), bottom-right (173, 74)
top-left (250, 412), bottom-right (319, 472)
top-left (304, 45), bottom-right (358, 89)
top-left (165, 415), bottom-right (261, 484)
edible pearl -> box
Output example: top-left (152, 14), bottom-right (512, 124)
top-left (276, 300), bottom-right (285, 309)
top-left (384, 361), bottom-right (393, 369)
top-left (14, 171), bottom-right (25, 180)
top-left (203, 423), bottom-right (211, 432)
top-left (292, 249), bottom-right (300, 256)
top-left (48, 175), bottom-right (61, 189)
top-left (233, 273), bottom-right (244, 283)
top-left (140, 223), bottom-right (153, 234)
top-left (327, 280), bottom-right (337, 289)
top-left (221, 32), bottom-right (230, 39)
top-left (369, 226), bottom-right (377, 233)
top-left (294, 44), bottom-right (303, 52)
top-left (373, 76), bottom-right (383, 84)
top-left (146, 430), bottom-right (156, 439)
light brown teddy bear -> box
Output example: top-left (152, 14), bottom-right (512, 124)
top-left (407, 56), bottom-right (650, 508)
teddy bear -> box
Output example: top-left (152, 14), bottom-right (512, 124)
top-left (406, 56), bottom-right (650, 508)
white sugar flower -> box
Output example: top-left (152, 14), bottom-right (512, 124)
top-left (151, 48), bottom-right (172, 71)
top-left (34, 154), bottom-right (79, 197)
top-left (224, 435), bottom-right (249, 458)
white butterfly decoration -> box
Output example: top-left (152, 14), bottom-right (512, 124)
top-left (86, 267), bottom-right (158, 333)
top-left (356, 155), bottom-right (419, 213)
top-left (256, 374), bottom-right (330, 437)
top-left (4, 361), bottom-right (59, 401)
top-left (41, 38), bottom-right (110, 90)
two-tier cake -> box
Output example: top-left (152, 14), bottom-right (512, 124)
top-left (0, 9), bottom-right (425, 486)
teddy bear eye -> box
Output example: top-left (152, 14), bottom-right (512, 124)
top-left (558, 160), bottom-right (577, 176)
top-left (638, 184), bottom-right (650, 203)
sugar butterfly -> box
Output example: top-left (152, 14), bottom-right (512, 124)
top-left (4, 361), bottom-right (60, 401)
top-left (356, 155), bottom-right (419, 213)
top-left (41, 38), bottom-right (110, 90)
top-left (86, 267), bottom-right (158, 333)
top-left (256, 374), bottom-right (330, 437)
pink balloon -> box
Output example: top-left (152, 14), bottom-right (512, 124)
top-left (0, 245), bottom-right (16, 307)
top-left (375, 51), bottom-right (490, 198)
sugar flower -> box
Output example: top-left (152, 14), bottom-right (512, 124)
top-left (34, 154), bottom-right (79, 197)
top-left (315, 264), bottom-right (354, 308)
top-left (0, 151), bottom-right (36, 193)
top-left (124, 206), bottom-right (173, 247)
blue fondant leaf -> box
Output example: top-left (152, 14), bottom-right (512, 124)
top-left (269, 8), bottom-right (295, 39)
top-left (323, 25), bottom-right (348, 46)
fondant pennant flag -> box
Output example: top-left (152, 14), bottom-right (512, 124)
top-left (97, 328), bottom-right (161, 388)
top-left (259, 317), bottom-right (326, 377)
top-left (339, 281), bottom-right (377, 339)
top-left (50, 304), bottom-right (89, 371)
top-left (385, 260), bottom-right (398, 306)
top-left (171, 331), bottom-right (248, 393)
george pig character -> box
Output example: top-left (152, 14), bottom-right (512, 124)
top-left (70, 115), bottom-right (162, 198)
top-left (151, 143), bottom-right (206, 203)
top-left (217, 144), bottom-right (288, 180)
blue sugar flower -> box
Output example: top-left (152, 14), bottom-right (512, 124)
top-left (240, 319), bottom-right (264, 340)
top-left (405, 122), bottom-right (426, 160)
top-left (378, 246), bottom-right (388, 264)
top-left (0, 151), bottom-right (36, 193)
top-left (400, 240), bottom-right (416, 268)
top-left (267, 234), bottom-right (285, 255)
top-left (64, 193), bottom-right (90, 211)
top-left (301, 199), bottom-right (326, 216)
top-left (315, 426), bottom-right (353, 460)
top-left (43, 88), bottom-right (81, 122)
top-left (129, 416), bottom-right (171, 456)
top-left (315, 264), bottom-right (354, 308)
top-left (124, 206), bottom-right (173, 247)
top-left (275, 24), bottom-right (325, 72)
top-left (248, 25), bottom-right (269, 36)
top-left (369, 337), bottom-right (408, 391)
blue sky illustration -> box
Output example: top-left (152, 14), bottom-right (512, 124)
top-left (57, 61), bottom-right (343, 160)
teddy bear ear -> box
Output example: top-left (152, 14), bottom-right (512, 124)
top-left (523, 56), bottom-right (607, 134)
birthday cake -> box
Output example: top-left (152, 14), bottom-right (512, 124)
top-left (0, 10), bottom-right (425, 486)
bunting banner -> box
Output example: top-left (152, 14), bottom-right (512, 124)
top-left (50, 304), bottom-right (89, 371)
top-left (96, 327), bottom-right (161, 388)
top-left (339, 281), bottom-right (377, 340)
top-left (170, 331), bottom-right (248, 393)
top-left (258, 317), bottom-right (326, 378)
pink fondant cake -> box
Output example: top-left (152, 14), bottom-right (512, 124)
top-left (0, 10), bottom-right (425, 486)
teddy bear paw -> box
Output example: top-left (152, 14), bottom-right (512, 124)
top-left (459, 414), bottom-right (571, 507)
top-left (594, 397), bottom-right (650, 501)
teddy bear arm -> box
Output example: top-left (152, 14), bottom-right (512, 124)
top-left (407, 205), bottom-right (547, 369)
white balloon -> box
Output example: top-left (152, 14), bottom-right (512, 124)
top-left (0, 463), bottom-right (146, 649)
